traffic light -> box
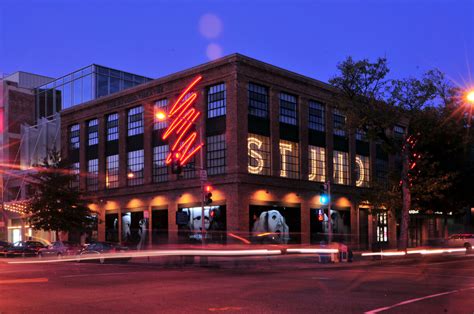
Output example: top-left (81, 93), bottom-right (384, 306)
top-left (170, 152), bottom-right (183, 174)
top-left (205, 185), bottom-right (213, 205)
top-left (319, 183), bottom-right (329, 205)
top-left (318, 209), bottom-right (324, 221)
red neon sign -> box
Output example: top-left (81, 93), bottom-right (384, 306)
top-left (162, 76), bottom-right (203, 166)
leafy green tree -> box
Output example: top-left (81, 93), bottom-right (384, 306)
top-left (26, 149), bottom-right (93, 240)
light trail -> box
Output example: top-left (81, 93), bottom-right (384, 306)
top-left (362, 247), bottom-right (467, 257)
top-left (7, 247), bottom-right (335, 265)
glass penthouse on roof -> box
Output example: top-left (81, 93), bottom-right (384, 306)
top-left (35, 65), bottom-right (152, 120)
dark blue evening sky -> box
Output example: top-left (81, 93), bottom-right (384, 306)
top-left (1, 0), bottom-right (473, 87)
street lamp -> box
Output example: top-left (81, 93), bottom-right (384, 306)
top-left (466, 90), bottom-right (474, 104)
top-left (155, 110), bottom-right (166, 122)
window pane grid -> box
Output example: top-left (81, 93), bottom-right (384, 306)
top-left (127, 106), bottom-right (144, 136)
top-left (308, 146), bottom-right (326, 182)
top-left (206, 134), bottom-right (226, 175)
top-left (107, 113), bottom-right (119, 141)
top-left (207, 83), bottom-right (226, 118)
top-left (154, 99), bottom-right (169, 130)
top-left (106, 154), bottom-right (119, 189)
top-left (153, 145), bottom-right (169, 182)
top-left (248, 133), bottom-right (271, 176)
top-left (87, 119), bottom-right (98, 146)
top-left (69, 124), bottom-right (80, 150)
top-left (308, 101), bottom-right (325, 132)
top-left (333, 151), bottom-right (349, 185)
top-left (279, 93), bottom-right (297, 125)
top-left (248, 83), bottom-right (269, 118)
top-left (333, 109), bottom-right (346, 136)
top-left (279, 140), bottom-right (299, 179)
top-left (127, 149), bottom-right (144, 186)
top-left (87, 159), bottom-right (98, 191)
top-left (355, 155), bottom-right (370, 187)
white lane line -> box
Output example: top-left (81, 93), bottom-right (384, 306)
top-left (311, 277), bottom-right (330, 280)
top-left (364, 286), bottom-right (474, 314)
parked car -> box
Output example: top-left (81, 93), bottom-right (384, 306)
top-left (38, 241), bottom-right (82, 258)
top-left (3, 241), bottom-right (47, 257)
top-left (0, 241), bottom-right (12, 253)
top-left (446, 234), bottom-right (474, 253)
top-left (76, 242), bottom-right (130, 264)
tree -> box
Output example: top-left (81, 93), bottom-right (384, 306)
top-left (329, 57), bottom-right (453, 250)
top-left (26, 149), bottom-right (93, 240)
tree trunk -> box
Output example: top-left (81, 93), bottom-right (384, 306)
top-left (56, 230), bottom-right (60, 241)
top-left (398, 147), bottom-right (411, 251)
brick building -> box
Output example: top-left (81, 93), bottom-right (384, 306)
top-left (61, 54), bottom-right (398, 249)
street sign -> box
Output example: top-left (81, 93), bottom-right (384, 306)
top-left (200, 170), bottom-right (207, 181)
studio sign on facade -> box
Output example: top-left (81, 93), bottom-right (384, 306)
top-left (248, 136), bottom-right (369, 186)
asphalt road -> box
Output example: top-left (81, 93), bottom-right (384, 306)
top-left (1, 255), bottom-right (474, 313)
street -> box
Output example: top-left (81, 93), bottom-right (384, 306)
top-left (1, 255), bottom-right (473, 313)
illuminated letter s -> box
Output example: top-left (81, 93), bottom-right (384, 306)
top-left (248, 137), bottom-right (264, 174)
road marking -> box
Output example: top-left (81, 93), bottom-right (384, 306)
top-left (311, 277), bottom-right (330, 280)
top-left (208, 307), bottom-right (243, 312)
top-left (364, 286), bottom-right (474, 313)
top-left (0, 277), bottom-right (48, 284)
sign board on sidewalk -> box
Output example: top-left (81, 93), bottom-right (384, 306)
top-left (200, 170), bottom-right (207, 181)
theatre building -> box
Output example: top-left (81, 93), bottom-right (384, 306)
top-left (61, 54), bottom-right (398, 249)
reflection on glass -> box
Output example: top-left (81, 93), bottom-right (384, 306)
top-left (55, 86), bottom-right (62, 112)
top-left (97, 75), bottom-right (108, 97)
top-left (73, 78), bottom-right (82, 105)
top-left (46, 89), bottom-right (54, 117)
top-left (63, 83), bottom-right (72, 109)
top-left (110, 76), bottom-right (120, 94)
top-left (82, 75), bottom-right (93, 103)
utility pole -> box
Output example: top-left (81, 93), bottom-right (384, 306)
top-left (327, 180), bottom-right (332, 243)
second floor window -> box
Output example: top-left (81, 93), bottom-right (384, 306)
top-left (394, 125), bottom-right (405, 139)
top-left (279, 93), bottom-right (297, 125)
top-left (207, 134), bottom-right (226, 175)
top-left (87, 119), bottom-right (98, 146)
top-left (69, 124), bottom-right (80, 150)
top-left (107, 113), bottom-right (119, 141)
top-left (308, 101), bottom-right (325, 132)
top-left (248, 83), bottom-right (269, 118)
top-left (333, 109), bottom-right (346, 136)
top-left (208, 83), bottom-right (226, 118)
top-left (128, 106), bottom-right (144, 136)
